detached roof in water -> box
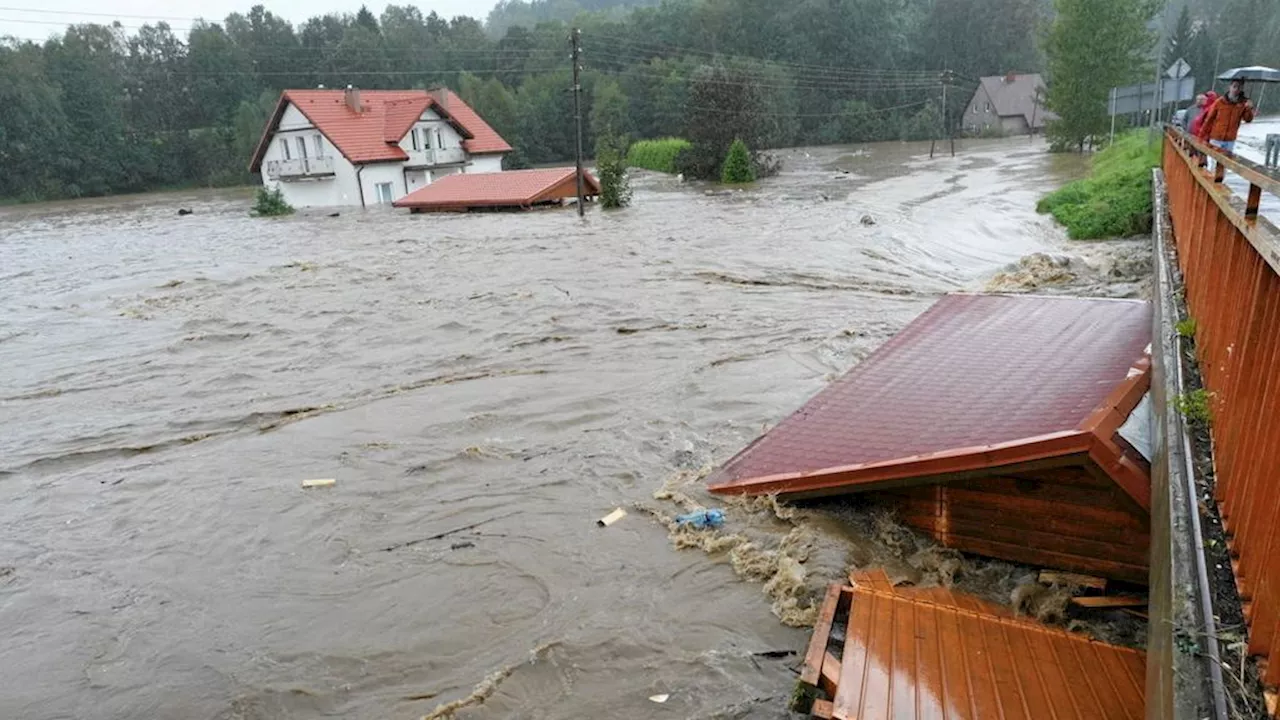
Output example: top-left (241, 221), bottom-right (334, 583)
top-left (707, 293), bottom-right (1152, 506)
top-left (393, 167), bottom-right (600, 212)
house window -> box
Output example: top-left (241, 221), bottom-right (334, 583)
top-left (296, 136), bottom-right (308, 159)
top-left (280, 138), bottom-right (291, 160)
top-left (435, 129), bottom-right (444, 150)
top-left (985, 102), bottom-right (991, 112)
top-left (375, 182), bottom-right (393, 204)
top-left (313, 134), bottom-right (324, 157)
top-left (411, 128), bottom-right (420, 151)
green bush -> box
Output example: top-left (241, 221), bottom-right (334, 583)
top-left (626, 138), bottom-right (690, 174)
top-left (720, 138), bottom-right (756, 184)
top-left (597, 143), bottom-right (631, 209)
top-left (252, 186), bottom-right (294, 217)
top-left (1036, 132), bottom-right (1160, 240)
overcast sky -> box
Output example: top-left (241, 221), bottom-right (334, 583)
top-left (0, 0), bottom-right (499, 41)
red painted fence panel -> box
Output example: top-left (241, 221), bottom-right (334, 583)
top-left (1163, 130), bottom-right (1280, 706)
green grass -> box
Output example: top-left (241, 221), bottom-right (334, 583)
top-left (626, 138), bottom-right (691, 174)
top-left (1037, 133), bottom-right (1161, 240)
top-left (1175, 317), bottom-right (1197, 338)
top-left (1175, 389), bottom-right (1212, 425)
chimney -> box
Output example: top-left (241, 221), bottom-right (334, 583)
top-left (1004, 73), bottom-right (1017, 84)
top-left (344, 84), bottom-right (362, 113)
top-left (429, 86), bottom-right (448, 111)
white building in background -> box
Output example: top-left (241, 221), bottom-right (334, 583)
top-left (248, 87), bottom-right (512, 209)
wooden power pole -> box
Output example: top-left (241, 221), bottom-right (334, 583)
top-left (571, 28), bottom-right (585, 217)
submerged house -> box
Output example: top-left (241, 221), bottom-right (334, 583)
top-left (248, 87), bottom-right (512, 209)
top-left (964, 73), bottom-right (1056, 135)
top-left (707, 293), bottom-right (1153, 584)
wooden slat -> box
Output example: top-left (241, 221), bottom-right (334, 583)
top-left (800, 584), bottom-right (845, 688)
top-left (811, 699), bottom-right (835, 719)
top-left (1071, 596), bottom-right (1147, 609)
top-left (1039, 571), bottom-right (1107, 591)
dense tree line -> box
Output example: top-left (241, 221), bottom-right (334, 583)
top-left (2, 0), bottom-right (1275, 200)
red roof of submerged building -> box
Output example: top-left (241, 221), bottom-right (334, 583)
top-left (249, 88), bottom-right (512, 171)
top-left (707, 293), bottom-right (1153, 506)
top-left (801, 570), bottom-right (1147, 720)
top-left (393, 167), bottom-right (601, 212)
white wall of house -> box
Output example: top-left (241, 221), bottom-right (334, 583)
top-left (398, 108), bottom-right (468, 168)
top-left (468, 155), bottom-right (504, 174)
top-left (360, 163), bottom-right (408, 207)
top-left (258, 102), bottom-right (361, 207)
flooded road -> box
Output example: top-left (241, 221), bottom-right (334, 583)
top-left (1, 139), bottom-right (1086, 719)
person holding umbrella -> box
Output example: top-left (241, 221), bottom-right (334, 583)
top-left (1197, 78), bottom-right (1255, 153)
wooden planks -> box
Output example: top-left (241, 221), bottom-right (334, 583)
top-left (796, 578), bottom-right (1146, 719)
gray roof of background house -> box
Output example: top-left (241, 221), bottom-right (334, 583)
top-left (977, 73), bottom-right (1058, 128)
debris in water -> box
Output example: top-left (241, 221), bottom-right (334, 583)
top-left (449, 541), bottom-right (475, 551)
top-left (327, 212), bottom-right (340, 217)
top-left (177, 208), bottom-right (193, 216)
top-left (301, 478), bottom-right (336, 489)
top-left (674, 508), bottom-right (725, 529)
top-left (598, 508), bottom-right (628, 527)
top-left (860, 214), bottom-right (876, 226)
top-left (648, 694), bottom-right (670, 704)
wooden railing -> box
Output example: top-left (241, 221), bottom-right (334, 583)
top-left (1163, 128), bottom-right (1280, 704)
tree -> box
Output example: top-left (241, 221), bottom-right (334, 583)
top-left (720, 138), bottom-right (755, 183)
top-left (677, 64), bottom-right (767, 180)
top-left (1043, 0), bottom-right (1160, 151)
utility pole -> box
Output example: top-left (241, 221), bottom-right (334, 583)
top-left (571, 28), bottom-right (585, 218)
top-left (939, 69), bottom-right (955, 157)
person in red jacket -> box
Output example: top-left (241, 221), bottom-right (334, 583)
top-left (1188, 91), bottom-right (1217, 138)
top-left (1197, 80), bottom-right (1255, 153)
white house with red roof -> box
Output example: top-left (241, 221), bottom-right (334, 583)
top-left (249, 86), bottom-right (512, 209)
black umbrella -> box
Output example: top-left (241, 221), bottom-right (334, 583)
top-left (1217, 66), bottom-right (1280, 82)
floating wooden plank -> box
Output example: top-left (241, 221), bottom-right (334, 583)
top-left (1071, 595), bottom-right (1147, 609)
top-left (799, 584), bottom-right (844, 689)
top-left (1039, 570), bottom-right (1108, 590)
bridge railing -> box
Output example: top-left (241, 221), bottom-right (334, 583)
top-left (1163, 128), bottom-right (1280, 697)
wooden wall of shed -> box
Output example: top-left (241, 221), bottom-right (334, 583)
top-left (876, 465), bottom-right (1150, 584)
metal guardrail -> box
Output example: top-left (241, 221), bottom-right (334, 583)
top-left (1162, 128), bottom-right (1280, 707)
top-left (265, 157), bottom-right (336, 180)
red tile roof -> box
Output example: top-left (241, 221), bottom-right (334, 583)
top-left (392, 168), bottom-right (601, 211)
top-left (707, 294), bottom-right (1152, 499)
top-left (804, 573), bottom-right (1146, 720)
top-left (249, 89), bottom-right (511, 171)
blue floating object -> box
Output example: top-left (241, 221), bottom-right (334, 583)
top-left (675, 508), bottom-right (726, 529)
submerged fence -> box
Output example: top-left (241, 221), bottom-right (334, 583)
top-left (1163, 128), bottom-right (1280, 706)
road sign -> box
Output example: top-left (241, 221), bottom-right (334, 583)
top-left (1109, 77), bottom-right (1196, 116)
top-left (1166, 58), bottom-right (1191, 79)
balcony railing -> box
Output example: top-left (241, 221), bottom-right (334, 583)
top-left (407, 147), bottom-right (466, 168)
top-left (266, 157), bottom-right (336, 180)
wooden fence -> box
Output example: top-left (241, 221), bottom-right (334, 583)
top-left (1163, 128), bottom-right (1280, 709)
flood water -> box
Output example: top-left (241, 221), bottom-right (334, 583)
top-left (1, 139), bottom-right (1086, 720)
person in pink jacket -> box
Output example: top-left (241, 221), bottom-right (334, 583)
top-left (1188, 91), bottom-right (1218, 138)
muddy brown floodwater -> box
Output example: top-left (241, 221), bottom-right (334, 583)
top-left (1, 139), bottom-right (1093, 720)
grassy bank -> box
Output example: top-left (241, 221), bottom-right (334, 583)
top-left (1037, 133), bottom-right (1161, 240)
top-left (626, 138), bottom-right (690, 174)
